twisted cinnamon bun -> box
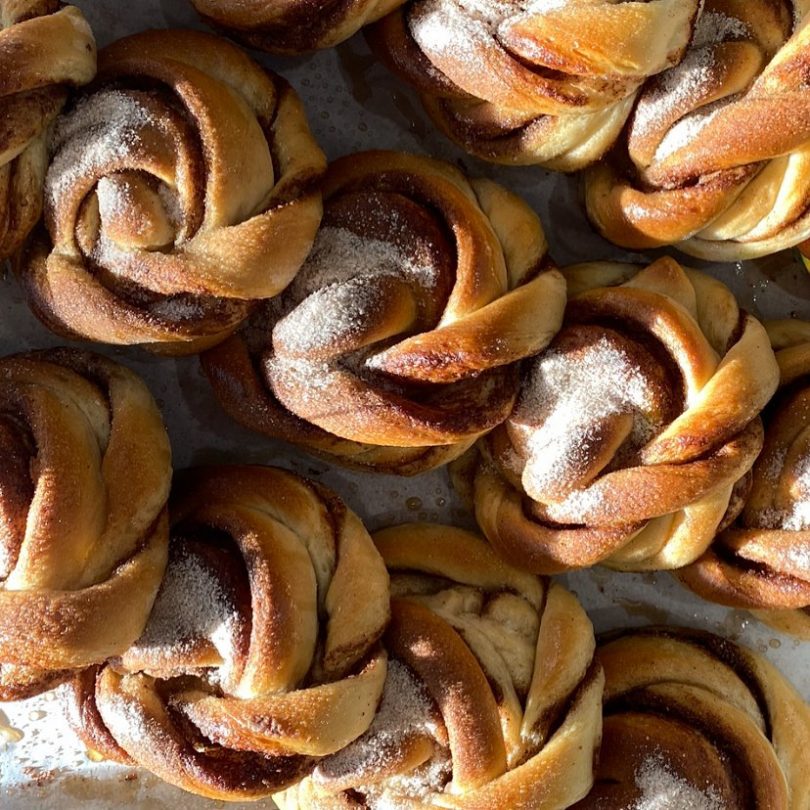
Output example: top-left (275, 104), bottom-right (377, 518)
top-left (65, 466), bottom-right (390, 801)
top-left (453, 256), bottom-right (780, 574)
top-left (0, 0), bottom-right (96, 259)
top-left (367, 0), bottom-right (702, 169)
top-left (191, 0), bottom-right (406, 55)
top-left (202, 150), bottom-right (566, 475)
top-left (0, 349), bottom-right (171, 701)
top-left (575, 626), bottom-right (810, 809)
top-left (681, 320), bottom-right (810, 639)
top-left (587, 1), bottom-right (810, 260)
top-left (278, 523), bottom-right (604, 809)
top-left (19, 29), bottom-right (326, 353)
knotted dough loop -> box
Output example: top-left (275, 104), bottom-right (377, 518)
top-left (20, 28), bottom-right (326, 353)
top-left (681, 320), bottom-right (810, 639)
top-left (454, 257), bottom-right (780, 574)
top-left (64, 466), bottom-right (390, 802)
top-left (586, 1), bottom-right (810, 260)
top-left (277, 523), bottom-right (604, 810)
top-left (202, 150), bottom-right (566, 475)
top-left (191, 0), bottom-right (406, 55)
top-left (367, 0), bottom-right (701, 169)
top-left (0, 349), bottom-right (171, 701)
top-left (0, 0), bottom-right (96, 259)
top-left (576, 627), bottom-right (810, 809)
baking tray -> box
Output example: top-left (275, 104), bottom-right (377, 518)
top-left (2, 0), bottom-right (809, 806)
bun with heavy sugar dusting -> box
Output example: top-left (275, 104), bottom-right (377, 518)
top-left (453, 257), bottom-right (779, 574)
top-left (64, 465), bottom-right (390, 801)
top-left (202, 150), bottom-right (566, 475)
top-left (19, 29), bottom-right (325, 353)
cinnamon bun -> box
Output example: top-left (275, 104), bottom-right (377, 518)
top-left (202, 150), bottom-right (566, 475)
top-left (453, 256), bottom-right (780, 573)
top-left (0, 349), bottom-right (171, 701)
top-left (19, 29), bottom-right (326, 353)
top-left (367, 0), bottom-right (701, 169)
top-left (278, 523), bottom-right (604, 809)
top-left (681, 319), bottom-right (810, 638)
top-left (586, 1), bottom-right (810, 260)
top-left (64, 465), bottom-right (390, 801)
top-left (191, 0), bottom-right (406, 55)
top-left (575, 626), bottom-right (810, 809)
top-left (0, 0), bottom-right (96, 259)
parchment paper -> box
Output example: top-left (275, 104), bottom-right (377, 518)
top-left (2, 1), bottom-right (809, 805)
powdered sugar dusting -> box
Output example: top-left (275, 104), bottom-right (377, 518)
top-left (514, 336), bottom-right (662, 499)
top-left (268, 225), bottom-right (437, 389)
top-left (653, 95), bottom-right (731, 162)
top-left (46, 90), bottom-right (154, 214)
top-left (755, 452), bottom-right (810, 531)
top-left (289, 225), bottom-right (439, 299)
top-left (315, 660), bottom-right (449, 805)
top-left (691, 11), bottom-right (749, 48)
top-left (129, 548), bottom-right (239, 670)
top-left (633, 46), bottom-right (717, 141)
top-left (411, 0), bottom-right (586, 58)
top-left (631, 756), bottom-right (723, 810)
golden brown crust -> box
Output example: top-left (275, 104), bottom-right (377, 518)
top-left (201, 149), bottom-right (566, 475)
top-left (0, 1), bottom-right (96, 259)
top-left (191, 0), bottom-right (406, 55)
top-left (574, 626), bottom-right (810, 809)
top-left (278, 524), bottom-right (604, 809)
top-left (0, 348), bottom-right (171, 699)
top-left (454, 257), bottom-right (779, 573)
top-left (585, 1), bottom-right (810, 260)
top-left (680, 319), bottom-right (810, 637)
top-left (65, 466), bottom-right (390, 801)
top-left (18, 28), bottom-right (326, 354)
top-left (368, 1), bottom-right (701, 169)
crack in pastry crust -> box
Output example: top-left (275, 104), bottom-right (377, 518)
top-left (681, 319), bottom-right (810, 638)
top-left (453, 256), bottom-right (780, 573)
top-left (277, 523), bottom-right (604, 809)
top-left (573, 626), bottom-right (810, 809)
top-left (367, 0), bottom-right (702, 169)
top-left (586, 0), bottom-right (810, 260)
top-left (64, 465), bottom-right (391, 802)
top-left (201, 149), bottom-right (567, 475)
top-left (17, 29), bottom-right (326, 354)
top-left (0, 0), bottom-right (96, 259)
top-left (0, 348), bottom-right (172, 700)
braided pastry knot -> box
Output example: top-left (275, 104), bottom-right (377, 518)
top-left (587, 1), bottom-right (810, 261)
top-left (576, 627), bottom-right (810, 809)
top-left (278, 524), bottom-right (604, 810)
top-left (367, 0), bottom-right (701, 169)
top-left (453, 257), bottom-right (780, 574)
top-left (0, 0), bottom-right (96, 259)
top-left (202, 150), bottom-right (566, 475)
top-left (0, 349), bottom-right (171, 701)
top-left (19, 29), bottom-right (326, 354)
top-left (65, 466), bottom-right (390, 801)
top-left (191, 0), bottom-right (406, 55)
top-left (681, 320), bottom-right (810, 639)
